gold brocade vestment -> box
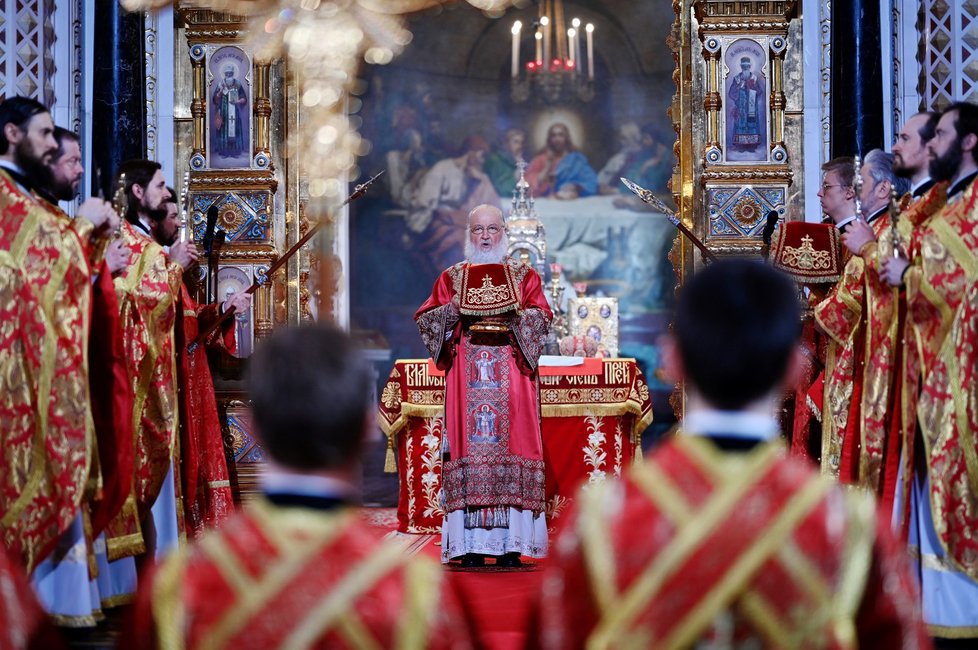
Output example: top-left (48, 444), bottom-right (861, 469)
top-left (105, 219), bottom-right (183, 559)
top-left (902, 178), bottom-right (978, 581)
top-left (0, 168), bottom-right (95, 572)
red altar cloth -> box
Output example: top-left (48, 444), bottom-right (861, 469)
top-left (378, 358), bottom-right (654, 533)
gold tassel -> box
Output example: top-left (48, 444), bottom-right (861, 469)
top-left (384, 434), bottom-right (397, 474)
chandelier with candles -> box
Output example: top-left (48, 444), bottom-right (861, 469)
top-left (510, 0), bottom-right (595, 103)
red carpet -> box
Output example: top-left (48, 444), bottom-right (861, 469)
top-left (370, 509), bottom-right (543, 649)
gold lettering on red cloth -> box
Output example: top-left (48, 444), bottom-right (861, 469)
top-left (0, 170), bottom-right (93, 572)
top-left (378, 358), bottom-right (653, 532)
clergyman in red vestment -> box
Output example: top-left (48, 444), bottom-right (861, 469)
top-left (0, 97), bottom-right (114, 575)
top-left (533, 260), bottom-right (928, 648)
top-left (124, 325), bottom-right (474, 650)
top-left (416, 204), bottom-right (552, 568)
top-left (159, 190), bottom-right (249, 536)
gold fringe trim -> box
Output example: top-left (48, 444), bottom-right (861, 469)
top-left (927, 623), bottom-right (978, 639)
top-left (51, 612), bottom-right (102, 628)
top-left (779, 271), bottom-right (841, 285)
top-left (101, 592), bottom-right (136, 609)
top-left (376, 413), bottom-right (404, 438)
top-left (384, 433), bottom-right (397, 474)
top-left (541, 403), bottom-right (643, 419)
top-left (458, 304), bottom-right (517, 317)
top-left (401, 404), bottom-right (444, 418)
top-left (105, 532), bottom-right (145, 561)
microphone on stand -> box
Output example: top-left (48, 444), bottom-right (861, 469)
top-left (208, 229), bottom-right (227, 306)
top-left (202, 205), bottom-right (219, 258)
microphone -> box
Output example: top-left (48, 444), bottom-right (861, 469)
top-left (211, 229), bottom-right (226, 257)
top-left (207, 229), bottom-right (227, 306)
top-left (202, 205), bottom-right (218, 257)
top-left (762, 210), bottom-right (780, 248)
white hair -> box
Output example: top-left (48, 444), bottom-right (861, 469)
top-left (467, 204), bottom-right (504, 225)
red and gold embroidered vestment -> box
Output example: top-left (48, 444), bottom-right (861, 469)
top-left (533, 435), bottom-right (929, 649)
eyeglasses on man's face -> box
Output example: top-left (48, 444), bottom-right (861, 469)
top-left (470, 225), bottom-right (503, 236)
top-left (820, 183), bottom-right (848, 192)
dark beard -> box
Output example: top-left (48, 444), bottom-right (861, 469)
top-left (144, 203), bottom-right (169, 224)
top-left (49, 178), bottom-right (77, 202)
top-left (14, 139), bottom-right (53, 189)
top-left (929, 138), bottom-right (963, 182)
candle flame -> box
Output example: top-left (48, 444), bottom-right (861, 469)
top-left (585, 23), bottom-right (594, 33)
top-left (512, 21), bottom-right (522, 34)
top-left (540, 15), bottom-right (549, 25)
top-left (571, 17), bottom-right (580, 27)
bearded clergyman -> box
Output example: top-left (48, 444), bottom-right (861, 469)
top-left (415, 203), bottom-right (552, 568)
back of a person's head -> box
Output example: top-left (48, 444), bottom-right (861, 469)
top-left (248, 325), bottom-right (373, 471)
top-left (675, 260), bottom-right (800, 409)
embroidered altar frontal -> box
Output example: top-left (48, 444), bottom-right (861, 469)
top-left (378, 358), bottom-right (654, 533)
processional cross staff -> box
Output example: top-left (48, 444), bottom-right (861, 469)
top-left (187, 170), bottom-right (384, 353)
top-left (620, 177), bottom-right (718, 263)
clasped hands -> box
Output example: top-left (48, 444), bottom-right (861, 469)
top-left (841, 218), bottom-right (909, 286)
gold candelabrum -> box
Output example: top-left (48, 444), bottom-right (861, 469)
top-left (178, 170), bottom-right (190, 244)
top-left (94, 172), bottom-right (127, 263)
top-left (549, 262), bottom-right (568, 339)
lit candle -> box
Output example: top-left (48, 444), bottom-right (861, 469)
top-left (535, 30), bottom-right (542, 63)
top-left (541, 16), bottom-right (550, 70)
top-left (511, 21), bottom-right (522, 79)
top-left (567, 28), bottom-right (576, 65)
top-left (572, 18), bottom-right (582, 71)
top-left (586, 23), bottom-right (594, 80)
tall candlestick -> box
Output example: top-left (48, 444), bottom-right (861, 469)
top-left (586, 23), bottom-right (594, 81)
top-left (572, 18), bottom-right (581, 72)
top-left (511, 21), bottom-right (521, 79)
top-left (567, 28), bottom-right (575, 65)
top-left (535, 30), bottom-right (542, 63)
top-left (541, 16), bottom-right (551, 70)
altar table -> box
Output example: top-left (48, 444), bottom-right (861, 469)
top-left (378, 358), bottom-right (654, 533)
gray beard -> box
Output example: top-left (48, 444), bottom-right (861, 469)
top-left (465, 239), bottom-right (509, 264)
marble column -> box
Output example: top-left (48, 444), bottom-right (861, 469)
top-left (830, 0), bottom-right (884, 158)
top-left (91, 1), bottom-right (146, 199)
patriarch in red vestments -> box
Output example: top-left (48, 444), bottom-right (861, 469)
top-left (532, 260), bottom-right (928, 648)
top-left (416, 204), bottom-right (552, 568)
top-left (124, 325), bottom-right (475, 650)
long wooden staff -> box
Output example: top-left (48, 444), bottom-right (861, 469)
top-left (188, 170), bottom-right (384, 353)
top-left (620, 177), bottom-right (718, 263)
